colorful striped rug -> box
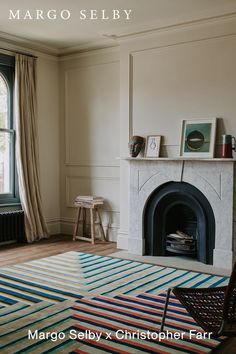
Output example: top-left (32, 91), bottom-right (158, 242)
top-left (0, 251), bottom-right (229, 353)
top-left (0, 251), bottom-right (228, 305)
top-left (71, 293), bottom-right (224, 354)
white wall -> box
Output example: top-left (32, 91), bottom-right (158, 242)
top-left (132, 37), bottom-right (236, 155)
top-left (59, 48), bottom-right (120, 241)
top-left (2, 13), bottom-right (236, 245)
top-left (118, 15), bottom-right (236, 249)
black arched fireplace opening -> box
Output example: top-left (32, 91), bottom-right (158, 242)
top-left (144, 182), bottom-right (215, 264)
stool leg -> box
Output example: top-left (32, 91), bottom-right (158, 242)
top-left (90, 208), bottom-right (95, 245)
top-left (73, 207), bottom-right (81, 241)
top-left (82, 208), bottom-right (86, 237)
top-left (96, 208), bottom-right (106, 242)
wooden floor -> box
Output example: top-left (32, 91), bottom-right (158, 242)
top-left (0, 235), bottom-right (234, 353)
top-left (213, 338), bottom-right (236, 354)
top-left (0, 234), bottom-right (117, 267)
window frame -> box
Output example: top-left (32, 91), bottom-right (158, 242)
top-left (0, 54), bottom-right (19, 205)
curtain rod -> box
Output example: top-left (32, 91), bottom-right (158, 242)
top-left (0, 47), bottom-right (38, 59)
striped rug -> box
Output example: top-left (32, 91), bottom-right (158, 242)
top-left (0, 293), bottom-right (225, 353)
top-left (71, 293), bottom-right (224, 354)
top-left (0, 251), bottom-right (228, 305)
top-left (0, 251), bottom-right (229, 353)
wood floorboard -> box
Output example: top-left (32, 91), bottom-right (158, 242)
top-left (0, 235), bottom-right (234, 353)
top-left (212, 337), bottom-right (236, 354)
top-left (0, 234), bottom-right (117, 266)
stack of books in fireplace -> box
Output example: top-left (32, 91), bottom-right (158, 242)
top-left (166, 230), bottom-right (196, 255)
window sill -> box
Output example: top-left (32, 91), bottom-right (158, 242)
top-left (0, 203), bottom-right (21, 208)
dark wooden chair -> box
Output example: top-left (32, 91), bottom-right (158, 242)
top-left (160, 262), bottom-right (236, 337)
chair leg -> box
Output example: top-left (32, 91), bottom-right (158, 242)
top-left (160, 287), bottom-right (173, 332)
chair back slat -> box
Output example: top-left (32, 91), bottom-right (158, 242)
top-left (223, 262), bottom-right (236, 329)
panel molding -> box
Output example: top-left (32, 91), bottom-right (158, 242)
top-left (116, 12), bottom-right (236, 42)
top-left (129, 34), bottom-right (236, 149)
top-left (129, 53), bottom-right (134, 139)
top-left (46, 217), bottom-right (61, 223)
top-left (65, 175), bottom-right (119, 209)
top-left (64, 60), bottom-right (120, 166)
top-left (65, 163), bottom-right (120, 167)
top-left (61, 216), bottom-right (119, 229)
top-left (130, 33), bottom-right (236, 57)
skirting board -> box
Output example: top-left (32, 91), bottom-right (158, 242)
top-left (117, 231), bottom-right (129, 250)
top-left (46, 218), bottom-right (61, 235)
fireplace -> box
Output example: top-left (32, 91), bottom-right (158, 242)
top-left (119, 158), bottom-right (235, 270)
top-left (144, 182), bottom-right (215, 264)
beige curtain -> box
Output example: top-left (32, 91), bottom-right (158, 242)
top-left (15, 54), bottom-right (49, 242)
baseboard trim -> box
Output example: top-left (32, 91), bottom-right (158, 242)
top-left (46, 218), bottom-right (61, 235)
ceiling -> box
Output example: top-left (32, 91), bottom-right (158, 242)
top-left (0, 0), bottom-right (236, 55)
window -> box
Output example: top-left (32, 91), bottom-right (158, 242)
top-left (0, 54), bottom-right (19, 204)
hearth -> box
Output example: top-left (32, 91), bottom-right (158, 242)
top-left (144, 182), bottom-right (215, 264)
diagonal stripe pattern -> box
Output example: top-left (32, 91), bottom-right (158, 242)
top-left (70, 293), bottom-right (224, 354)
top-left (0, 252), bottom-right (228, 304)
top-left (0, 293), bottom-right (225, 353)
top-left (0, 251), bottom-right (229, 353)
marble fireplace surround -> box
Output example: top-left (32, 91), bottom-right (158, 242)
top-left (127, 158), bottom-right (236, 270)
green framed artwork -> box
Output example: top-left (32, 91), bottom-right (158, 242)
top-left (180, 118), bottom-right (217, 158)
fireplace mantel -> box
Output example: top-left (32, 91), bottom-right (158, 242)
top-left (123, 157), bottom-right (236, 162)
top-left (121, 157), bottom-right (236, 270)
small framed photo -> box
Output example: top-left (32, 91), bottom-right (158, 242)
top-left (145, 135), bottom-right (162, 158)
top-left (180, 118), bottom-right (217, 158)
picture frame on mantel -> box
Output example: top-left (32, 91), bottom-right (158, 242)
top-left (145, 135), bottom-right (162, 158)
top-left (180, 118), bottom-right (217, 158)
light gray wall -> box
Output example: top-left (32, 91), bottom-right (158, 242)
top-left (59, 48), bottom-right (120, 240)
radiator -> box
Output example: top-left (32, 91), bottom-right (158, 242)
top-left (0, 210), bottom-right (25, 244)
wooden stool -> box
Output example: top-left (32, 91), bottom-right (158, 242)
top-left (73, 202), bottom-right (106, 244)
